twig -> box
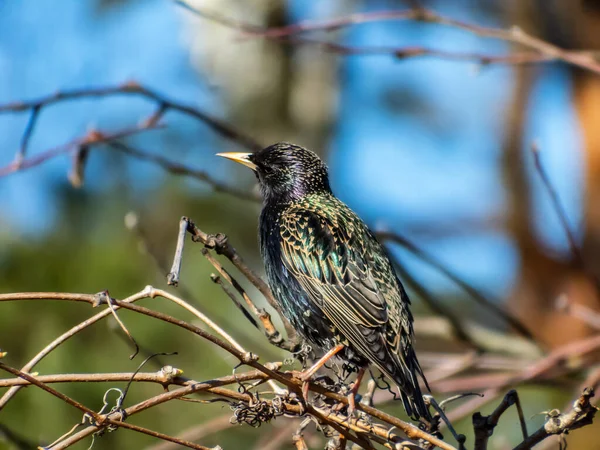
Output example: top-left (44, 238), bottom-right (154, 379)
top-left (0, 369), bottom-right (194, 387)
top-left (512, 388), bottom-right (597, 450)
top-left (95, 290), bottom-right (140, 359)
top-left (211, 274), bottom-right (260, 330)
top-left (0, 287), bottom-right (153, 410)
top-left (472, 390), bottom-right (527, 450)
top-left (556, 294), bottom-right (600, 331)
top-left (14, 104), bottom-right (41, 166)
top-left (176, 0), bottom-right (600, 75)
top-left (168, 217), bottom-right (299, 348)
top-left (0, 82), bottom-right (261, 152)
top-left (109, 141), bottom-right (258, 201)
top-left (202, 249), bottom-right (289, 351)
top-left (0, 124), bottom-right (161, 177)
top-left (531, 145), bottom-right (583, 266)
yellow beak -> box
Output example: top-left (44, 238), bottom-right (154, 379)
top-left (216, 152), bottom-right (258, 171)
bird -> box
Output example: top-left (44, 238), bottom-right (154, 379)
top-left (217, 142), bottom-right (431, 422)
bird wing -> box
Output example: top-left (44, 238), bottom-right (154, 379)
top-left (279, 199), bottom-right (408, 372)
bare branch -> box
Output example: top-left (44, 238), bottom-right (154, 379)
top-left (168, 217), bottom-right (299, 349)
top-left (0, 82), bottom-right (261, 152)
top-left (0, 124), bottom-right (161, 178)
top-left (513, 388), bottom-right (597, 450)
top-left (176, 0), bottom-right (600, 75)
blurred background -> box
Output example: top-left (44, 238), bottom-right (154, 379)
top-left (1, 0), bottom-right (600, 448)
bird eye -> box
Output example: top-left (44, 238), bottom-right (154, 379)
top-left (261, 165), bottom-right (275, 175)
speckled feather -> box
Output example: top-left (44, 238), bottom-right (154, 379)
top-left (248, 143), bottom-right (430, 420)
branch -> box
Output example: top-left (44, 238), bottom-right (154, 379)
top-left (0, 290), bottom-right (450, 450)
top-left (168, 217), bottom-right (299, 349)
top-left (108, 141), bottom-right (259, 201)
top-left (0, 124), bottom-right (161, 178)
top-left (472, 390), bottom-right (527, 450)
top-left (0, 81), bottom-right (261, 156)
top-left (0, 288), bottom-right (152, 410)
top-left (513, 388), bottom-right (597, 450)
top-left (177, 1), bottom-right (600, 75)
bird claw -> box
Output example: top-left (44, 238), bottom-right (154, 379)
top-left (347, 391), bottom-right (357, 418)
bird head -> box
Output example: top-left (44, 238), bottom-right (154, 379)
top-left (217, 142), bottom-right (331, 203)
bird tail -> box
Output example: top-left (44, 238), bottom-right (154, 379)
top-left (385, 347), bottom-right (432, 423)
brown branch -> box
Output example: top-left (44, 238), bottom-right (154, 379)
top-left (168, 217), bottom-right (299, 349)
top-left (0, 82), bottom-right (261, 152)
top-left (108, 141), bottom-right (258, 201)
top-left (177, 1), bottom-right (600, 75)
top-left (0, 288), bottom-right (152, 410)
top-left (0, 362), bottom-right (101, 421)
top-left (0, 291), bottom-right (450, 450)
top-left (0, 370), bottom-right (189, 387)
top-left (202, 249), bottom-right (289, 351)
top-left (0, 123), bottom-right (161, 178)
top-left (472, 390), bottom-right (527, 450)
top-left (513, 388), bottom-right (597, 450)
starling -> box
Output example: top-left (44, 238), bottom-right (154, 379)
top-left (218, 142), bottom-right (430, 421)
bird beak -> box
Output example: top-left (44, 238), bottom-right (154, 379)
top-left (216, 152), bottom-right (258, 171)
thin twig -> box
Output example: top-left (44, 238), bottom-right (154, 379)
top-left (531, 144), bottom-right (583, 265)
top-left (211, 274), bottom-right (260, 330)
top-left (472, 390), bottom-right (528, 450)
top-left (96, 290), bottom-right (140, 359)
top-left (1, 291), bottom-right (450, 450)
top-left (0, 82), bottom-right (261, 151)
top-left (0, 124), bottom-right (161, 177)
top-left (109, 141), bottom-right (258, 201)
top-left (176, 0), bottom-right (600, 75)
top-left (0, 287), bottom-right (153, 410)
top-left (512, 388), bottom-right (597, 450)
top-left (169, 217), bottom-right (299, 348)
top-left (202, 249), bottom-right (288, 350)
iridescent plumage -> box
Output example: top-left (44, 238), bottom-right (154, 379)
top-left (219, 142), bottom-right (430, 420)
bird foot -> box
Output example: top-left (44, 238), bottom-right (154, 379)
top-left (287, 370), bottom-right (313, 404)
top-left (347, 391), bottom-right (357, 418)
